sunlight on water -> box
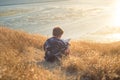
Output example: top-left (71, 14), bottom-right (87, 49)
top-left (106, 33), bottom-right (120, 41)
top-left (0, 0), bottom-right (120, 42)
top-left (111, 0), bottom-right (120, 27)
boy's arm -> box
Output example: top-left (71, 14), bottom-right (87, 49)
top-left (43, 39), bottom-right (52, 51)
top-left (57, 40), bottom-right (68, 52)
top-left (57, 40), bottom-right (70, 56)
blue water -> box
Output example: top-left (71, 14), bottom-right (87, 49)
top-left (0, 0), bottom-right (120, 42)
top-left (0, 0), bottom-right (62, 6)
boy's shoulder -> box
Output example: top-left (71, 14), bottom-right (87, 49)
top-left (46, 37), bottom-right (60, 44)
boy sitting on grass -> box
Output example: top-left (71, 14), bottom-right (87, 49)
top-left (43, 27), bottom-right (70, 62)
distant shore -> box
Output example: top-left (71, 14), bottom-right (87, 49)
top-left (0, 0), bottom-right (65, 6)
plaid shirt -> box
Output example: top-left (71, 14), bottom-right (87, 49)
top-left (43, 37), bottom-right (68, 58)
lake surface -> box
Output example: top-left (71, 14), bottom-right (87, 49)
top-left (0, 0), bottom-right (120, 43)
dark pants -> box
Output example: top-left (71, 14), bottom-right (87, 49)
top-left (44, 51), bottom-right (60, 62)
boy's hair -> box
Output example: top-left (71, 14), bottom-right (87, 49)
top-left (53, 27), bottom-right (64, 37)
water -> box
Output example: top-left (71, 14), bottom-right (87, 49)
top-left (0, 0), bottom-right (120, 43)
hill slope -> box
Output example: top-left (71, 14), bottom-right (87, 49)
top-left (0, 27), bottom-right (120, 80)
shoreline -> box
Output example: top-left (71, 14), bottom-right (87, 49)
top-left (1, 26), bottom-right (120, 44)
top-left (0, 0), bottom-right (66, 6)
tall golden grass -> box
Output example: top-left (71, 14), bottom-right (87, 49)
top-left (0, 27), bottom-right (120, 80)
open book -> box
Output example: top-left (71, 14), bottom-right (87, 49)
top-left (62, 38), bottom-right (71, 46)
top-left (63, 38), bottom-right (71, 43)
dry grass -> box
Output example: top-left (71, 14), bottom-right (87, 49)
top-left (0, 27), bottom-right (120, 80)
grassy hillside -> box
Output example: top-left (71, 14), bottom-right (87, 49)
top-left (0, 27), bottom-right (120, 80)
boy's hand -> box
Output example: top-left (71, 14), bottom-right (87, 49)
top-left (64, 48), bottom-right (70, 55)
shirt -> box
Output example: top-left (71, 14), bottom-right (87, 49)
top-left (43, 37), bottom-right (68, 55)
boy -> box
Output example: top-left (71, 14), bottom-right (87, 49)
top-left (43, 27), bottom-right (70, 62)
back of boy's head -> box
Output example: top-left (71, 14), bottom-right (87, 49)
top-left (53, 27), bottom-right (64, 37)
